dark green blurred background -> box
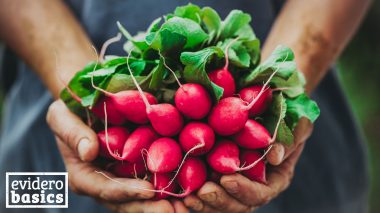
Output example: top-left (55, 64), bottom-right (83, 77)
top-left (0, 1), bottom-right (379, 212)
top-left (337, 1), bottom-right (380, 212)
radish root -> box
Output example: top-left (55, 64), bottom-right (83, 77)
top-left (99, 33), bottom-right (122, 63)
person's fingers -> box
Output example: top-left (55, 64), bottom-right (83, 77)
top-left (266, 143), bottom-right (285, 166)
top-left (221, 173), bottom-right (270, 206)
top-left (104, 199), bottom-right (174, 213)
top-left (221, 144), bottom-right (304, 207)
top-left (46, 100), bottom-right (98, 161)
top-left (184, 195), bottom-right (221, 213)
top-left (267, 118), bottom-right (313, 166)
top-left (197, 182), bottom-right (251, 213)
top-left (57, 138), bottom-right (154, 202)
top-left (293, 118), bottom-right (313, 144)
top-left (266, 143), bottom-right (304, 194)
top-left (171, 199), bottom-right (189, 213)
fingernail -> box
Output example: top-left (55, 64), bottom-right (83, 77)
top-left (191, 200), bottom-right (203, 211)
top-left (224, 181), bottom-right (239, 193)
top-left (78, 138), bottom-right (91, 161)
top-left (278, 145), bottom-right (285, 162)
top-left (200, 192), bottom-right (216, 202)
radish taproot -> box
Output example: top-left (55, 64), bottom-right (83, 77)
top-left (179, 122), bottom-right (215, 156)
top-left (151, 173), bottom-right (178, 199)
top-left (239, 85), bottom-right (273, 116)
top-left (233, 119), bottom-right (271, 149)
top-left (147, 138), bottom-right (182, 173)
top-left (110, 161), bottom-right (146, 179)
top-left (240, 151), bottom-right (266, 183)
top-left (207, 140), bottom-right (273, 174)
top-left (97, 126), bottom-right (129, 159)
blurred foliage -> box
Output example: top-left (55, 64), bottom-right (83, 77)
top-left (337, 1), bottom-right (380, 212)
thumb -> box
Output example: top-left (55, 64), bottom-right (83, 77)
top-left (47, 100), bottom-right (99, 161)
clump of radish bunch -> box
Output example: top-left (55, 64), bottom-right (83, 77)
top-left (61, 4), bottom-right (320, 199)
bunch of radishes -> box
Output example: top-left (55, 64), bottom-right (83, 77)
top-left (61, 4), bottom-right (320, 199)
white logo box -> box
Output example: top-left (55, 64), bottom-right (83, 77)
top-left (6, 172), bottom-right (68, 208)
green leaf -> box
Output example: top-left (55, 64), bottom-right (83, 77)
top-left (117, 21), bottom-right (149, 52)
top-left (174, 3), bottom-right (201, 23)
top-left (151, 17), bottom-right (208, 51)
top-left (276, 120), bottom-right (294, 145)
top-left (201, 7), bottom-right (221, 43)
top-left (152, 29), bottom-right (187, 54)
top-left (149, 58), bottom-right (166, 90)
top-left (105, 73), bottom-right (152, 92)
top-left (180, 47), bottom-right (224, 101)
top-left (262, 92), bottom-right (294, 145)
top-left (147, 17), bottom-right (162, 32)
top-left (217, 39), bottom-right (251, 68)
top-left (271, 71), bottom-right (306, 98)
top-left (241, 45), bottom-right (296, 86)
top-left (285, 93), bottom-right (320, 130)
top-left (220, 10), bottom-right (251, 39)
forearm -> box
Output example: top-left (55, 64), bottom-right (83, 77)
top-left (0, 0), bottom-right (94, 98)
top-left (263, 0), bottom-right (371, 93)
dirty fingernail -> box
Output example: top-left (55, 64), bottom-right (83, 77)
top-left (200, 192), bottom-right (216, 202)
top-left (190, 200), bottom-right (203, 211)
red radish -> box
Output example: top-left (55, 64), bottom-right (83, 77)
top-left (233, 119), bottom-right (272, 149)
top-left (91, 88), bottom-right (158, 124)
top-left (174, 83), bottom-right (212, 119)
top-left (207, 140), bottom-right (240, 174)
top-left (208, 97), bottom-right (249, 136)
top-left (125, 51), bottom-right (184, 136)
top-left (208, 69), bottom-right (279, 136)
top-left (240, 151), bottom-right (266, 183)
top-left (179, 122), bottom-right (215, 156)
top-left (147, 103), bottom-right (184, 136)
top-left (97, 126), bottom-right (129, 159)
top-left (90, 35), bottom-right (158, 124)
top-left (239, 85), bottom-right (273, 116)
top-left (120, 125), bottom-right (158, 163)
top-left (151, 173), bottom-right (178, 200)
top-left (207, 140), bottom-right (273, 174)
top-left (176, 157), bottom-right (207, 196)
top-left (158, 122), bottom-right (213, 191)
top-left (147, 138), bottom-right (182, 173)
top-left (161, 58), bottom-right (212, 120)
top-left (208, 38), bottom-right (238, 98)
top-left (95, 158), bottom-right (207, 199)
top-left (110, 161), bottom-right (146, 179)
top-left (101, 105), bottom-right (159, 162)
top-left (91, 96), bottom-right (126, 125)
top-left (208, 69), bottom-right (236, 98)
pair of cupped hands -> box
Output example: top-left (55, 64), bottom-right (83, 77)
top-left (47, 100), bottom-right (313, 213)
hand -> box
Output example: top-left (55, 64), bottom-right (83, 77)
top-left (184, 118), bottom-right (313, 212)
top-left (47, 100), bottom-right (188, 213)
